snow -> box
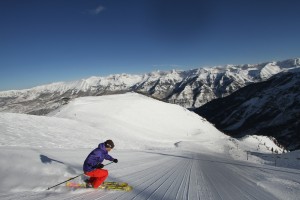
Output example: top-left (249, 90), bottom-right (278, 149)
top-left (260, 63), bottom-right (281, 79)
top-left (0, 93), bottom-right (299, 200)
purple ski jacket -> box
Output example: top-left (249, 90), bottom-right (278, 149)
top-left (83, 143), bottom-right (114, 172)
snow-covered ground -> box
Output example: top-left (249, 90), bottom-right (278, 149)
top-left (0, 93), bottom-right (299, 199)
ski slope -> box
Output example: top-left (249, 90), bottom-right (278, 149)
top-left (0, 93), bottom-right (299, 199)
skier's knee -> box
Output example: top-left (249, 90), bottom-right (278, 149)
top-left (104, 170), bottom-right (108, 177)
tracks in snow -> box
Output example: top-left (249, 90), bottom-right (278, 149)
top-left (1, 150), bottom-right (298, 200)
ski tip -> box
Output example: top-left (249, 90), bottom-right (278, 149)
top-left (125, 186), bottom-right (133, 191)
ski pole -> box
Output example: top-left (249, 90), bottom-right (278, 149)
top-left (47, 173), bottom-right (83, 190)
top-left (47, 161), bottom-right (114, 190)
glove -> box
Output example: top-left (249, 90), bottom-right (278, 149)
top-left (96, 163), bottom-right (104, 169)
top-left (113, 159), bottom-right (118, 163)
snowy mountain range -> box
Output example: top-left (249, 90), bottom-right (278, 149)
top-left (195, 68), bottom-right (300, 151)
top-left (1, 58), bottom-right (299, 115)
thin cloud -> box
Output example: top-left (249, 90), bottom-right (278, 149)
top-left (86, 5), bottom-right (106, 15)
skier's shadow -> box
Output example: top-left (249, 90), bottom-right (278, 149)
top-left (40, 154), bottom-right (77, 174)
top-left (40, 154), bottom-right (64, 164)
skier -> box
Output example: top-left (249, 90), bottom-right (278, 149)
top-left (83, 139), bottom-right (118, 188)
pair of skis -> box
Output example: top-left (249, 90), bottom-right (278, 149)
top-left (66, 181), bottom-right (133, 191)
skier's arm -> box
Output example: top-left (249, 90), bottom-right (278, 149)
top-left (104, 154), bottom-right (114, 161)
top-left (104, 154), bottom-right (118, 163)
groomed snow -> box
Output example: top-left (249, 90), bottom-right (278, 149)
top-left (0, 93), bottom-right (299, 200)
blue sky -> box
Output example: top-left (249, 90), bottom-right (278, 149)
top-left (1, 0), bottom-right (300, 91)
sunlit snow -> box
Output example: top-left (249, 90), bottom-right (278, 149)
top-left (0, 93), bottom-right (299, 199)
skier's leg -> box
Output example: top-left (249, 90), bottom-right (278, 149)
top-left (84, 171), bottom-right (96, 187)
top-left (89, 177), bottom-right (96, 184)
top-left (85, 169), bottom-right (108, 188)
top-left (93, 169), bottom-right (108, 188)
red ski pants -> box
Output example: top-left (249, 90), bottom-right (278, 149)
top-left (85, 169), bottom-right (108, 188)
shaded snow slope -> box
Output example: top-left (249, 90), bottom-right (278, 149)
top-left (195, 69), bottom-right (300, 150)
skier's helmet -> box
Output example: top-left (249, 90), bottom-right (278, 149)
top-left (104, 139), bottom-right (115, 149)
